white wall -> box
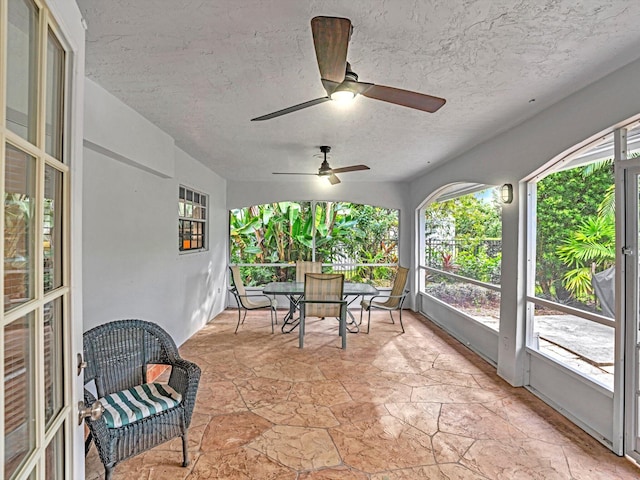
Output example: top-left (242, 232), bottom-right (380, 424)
top-left (82, 80), bottom-right (227, 346)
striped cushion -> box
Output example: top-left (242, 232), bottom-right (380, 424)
top-left (99, 383), bottom-right (182, 429)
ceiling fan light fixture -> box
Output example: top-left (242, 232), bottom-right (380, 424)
top-left (330, 89), bottom-right (356, 102)
top-left (330, 88), bottom-right (356, 103)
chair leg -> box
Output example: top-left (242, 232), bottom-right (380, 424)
top-left (389, 311), bottom-right (395, 324)
top-left (270, 307), bottom-right (276, 334)
top-left (340, 306), bottom-right (347, 349)
top-left (398, 308), bottom-right (405, 333)
top-left (104, 465), bottom-right (114, 480)
top-left (84, 431), bottom-right (93, 456)
top-left (366, 307), bottom-right (372, 334)
top-left (299, 307), bottom-right (305, 348)
top-left (181, 433), bottom-right (190, 467)
top-left (234, 307), bottom-right (242, 333)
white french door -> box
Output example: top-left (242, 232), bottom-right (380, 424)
top-left (1, 0), bottom-right (74, 478)
top-left (621, 122), bottom-right (640, 462)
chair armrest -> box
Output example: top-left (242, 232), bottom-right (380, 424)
top-left (168, 358), bottom-right (201, 427)
top-left (83, 389), bottom-right (110, 458)
top-left (366, 292), bottom-right (407, 302)
top-left (238, 293), bottom-right (277, 305)
top-left (363, 290), bottom-right (410, 308)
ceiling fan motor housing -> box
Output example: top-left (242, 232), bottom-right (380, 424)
top-left (318, 159), bottom-right (332, 175)
top-left (318, 146), bottom-right (332, 175)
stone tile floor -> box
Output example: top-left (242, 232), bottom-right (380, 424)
top-left (86, 309), bottom-right (640, 479)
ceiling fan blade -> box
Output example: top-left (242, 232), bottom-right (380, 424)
top-left (251, 97), bottom-right (330, 121)
top-left (311, 16), bottom-right (351, 84)
top-left (272, 172), bottom-right (317, 176)
top-left (361, 84), bottom-right (446, 113)
top-left (328, 174), bottom-right (341, 185)
top-left (331, 164), bottom-right (370, 174)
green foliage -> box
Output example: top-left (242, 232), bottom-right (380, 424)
top-left (230, 201), bottom-right (399, 286)
top-left (556, 214), bottom-right (615, 301)
top-left (425, 190), bottom-right (501, 239)
top-left (456, 247), bottom-right (502, 284)
top-left (425, 187), bottom-right (502, 283)
top-left (536, 163), bottom-right (613, 300)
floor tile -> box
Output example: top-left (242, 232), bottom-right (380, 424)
top-left (85, 309), bottom-right (640, 479)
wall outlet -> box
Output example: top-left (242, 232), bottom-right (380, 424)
top-left (217, 287), bottom-right (221, 293)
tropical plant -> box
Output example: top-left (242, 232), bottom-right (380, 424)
top-left (556, 215), bottom-right (615, 301)
top-left (229, 201), bottom-right (399, 286)
top-left (535, 163), bottom-right (613, 299)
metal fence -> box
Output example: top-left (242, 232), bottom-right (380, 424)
top-left (234, 263), bottom-right (398, 288)
top-left (425, 238), bottom-right (501, 268)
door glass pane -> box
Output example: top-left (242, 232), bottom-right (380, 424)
top-left (4, 313), bottom-right (36, 479)
top-left (45, 427), bottom-right (65, 479)
top-left (44, 297), bottom-right (63, 425)
top-left (5, 144), bottom-right (36, 312)
top-left (44, 165), bottom-right (63, 292)
top-left (7, 0), bottom-right (39, 143)
top-left (45, 30), bottom-right (64, 159)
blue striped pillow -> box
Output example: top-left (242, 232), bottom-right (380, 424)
top-left (99, 383), bottom-right (182, 429)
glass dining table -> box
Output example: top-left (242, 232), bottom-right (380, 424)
top-left (262, 281), bottom-right (379, 333)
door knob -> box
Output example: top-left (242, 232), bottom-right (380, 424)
top-left (78, 400), bottom-right (104, 425)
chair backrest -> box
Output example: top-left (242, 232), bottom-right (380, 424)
top-left (83, 319), bottom-right (180, 397)
top-left (229, 265), bottom-right (248, 303)
top-left (383, 266), bottom-right (410, 308)
top-left (304, 273), bottom-right (344, 318)
top-left (296, 260), bottom-right (322, 282)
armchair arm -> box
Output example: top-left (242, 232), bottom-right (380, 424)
top-left (363, 289), bottom-right (410, 308)
top-left (168, 358), bottom-right (201, 428)
top-left (228, 288), bottom-right (276, 306)
top-left (83, 389), bottom-right (110, 459)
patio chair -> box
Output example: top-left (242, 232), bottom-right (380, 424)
top-left (296, 260), bottom-right (322, 281)
top-left (229, 265), bottom-right (278, 333)
top-left (83, 319), bottom-right (201, 480)
top-left (290, 260), bottom-right (323, 322)
top-left (360, 266), bottom-right (409, 333)
top-left (299, 273), bottom-right (347, 349)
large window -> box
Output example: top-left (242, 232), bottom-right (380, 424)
top-left (178, 185), bottom-right (207, 252)
top-left (527, 131), bottom-right (619, 389)
top-left (230, 201), bottom-right (399, 286)
top-left (420, 185), bottom-right (503, 330)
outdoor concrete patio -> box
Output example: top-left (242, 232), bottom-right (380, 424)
top-left (86, 309), bottom-right (639, 479)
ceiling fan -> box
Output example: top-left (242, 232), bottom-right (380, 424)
top-left (251, 16), bottom-right (446, 121)
top-left (272, 146), bottom-right (369, 185)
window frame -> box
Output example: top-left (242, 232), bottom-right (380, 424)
top-left (419, 185), bottom-right (503, 331)
top-left (178, 185), bottom-right (208, 253)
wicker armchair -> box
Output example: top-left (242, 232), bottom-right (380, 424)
top-left (83, 319), bottom-right (201, 480)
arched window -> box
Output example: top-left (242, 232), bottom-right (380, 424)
top-left (419, 185), bottom-right (503, 331)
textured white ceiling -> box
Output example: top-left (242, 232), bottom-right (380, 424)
top-left (77, 1), bottom-right (640, 183)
